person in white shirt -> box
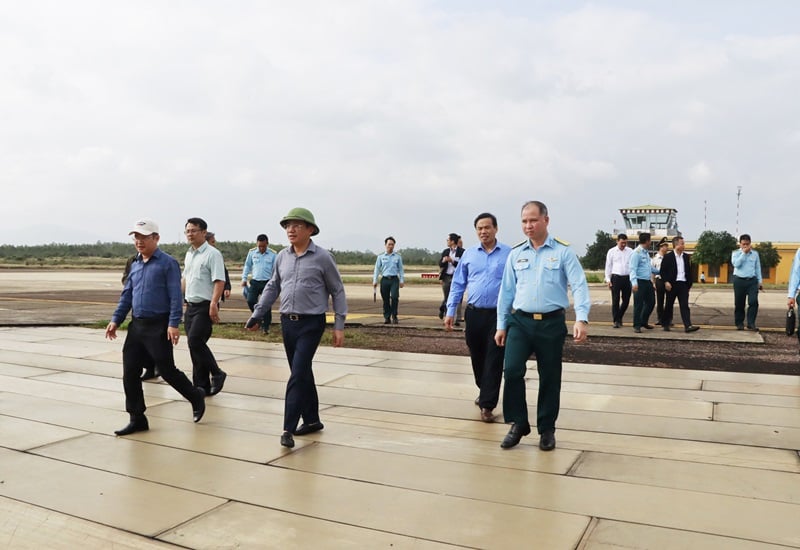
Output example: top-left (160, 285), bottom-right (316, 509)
top-left (604, 234), bottom-right (633, 328)
top-left (651, 238), bottom-right (669, 325)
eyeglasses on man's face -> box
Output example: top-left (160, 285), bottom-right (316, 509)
top-left (284, 222), bottom-right (307, 231)
top-left (185, 228), bottom-right (204, 235)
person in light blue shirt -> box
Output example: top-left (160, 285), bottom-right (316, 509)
top-left (372, 236), bottom-right (405, 324)
top-left (444, 212), bottom-right (510, 423)
top-left (495, 201), bottom-right (589, 452)
top-left (241, 234), bottom-right (277, 333)
top-left (731, 234), bottom-right (763, 330)
top-left (183, 217), bottom-right (228, 396)
top-left (787, 248), bottom-right (800, 310)
top-left (629, 232), bottom-right (658, 333)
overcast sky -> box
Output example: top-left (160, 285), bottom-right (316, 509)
top-left (2, 1), bottom-right (799, 256)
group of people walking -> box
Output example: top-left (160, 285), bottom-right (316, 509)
top-left (107, 208), bottom-right (347, 449)
top-left (605, 232), bottom-right (766, 333)
top-left (107, 203), bottom-right (800, 454)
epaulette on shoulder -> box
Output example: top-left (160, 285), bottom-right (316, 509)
top-left (512, 240), bottom-right (527, 249)
top-left (554, 237), bottom-right (570, 246)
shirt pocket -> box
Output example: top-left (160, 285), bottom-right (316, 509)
top-left (543, 260), bottom-right (561, 281)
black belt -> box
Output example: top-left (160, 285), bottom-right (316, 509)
top-left (734, 275), bottom-right (756, 280)
top-left (611, 273), bottom-right (628, 278)
top-left (186, 300), bottom-right (211, 307)
top-left (467, 304), bottom-right (495, 312)
top-left (513, 308), bottom-right (565, 320)
top-left (281, 313), bottom-right (324, 321)
top-left (382, 276), bottom-right (398, 279)
top-left (132, 315), bottom-right (168, 324)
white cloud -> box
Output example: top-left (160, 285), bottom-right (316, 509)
top-left (0, 1), bottom-right (798, 253)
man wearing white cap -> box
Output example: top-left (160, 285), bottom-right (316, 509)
top-left (106, 219), bottom-right (206, 435)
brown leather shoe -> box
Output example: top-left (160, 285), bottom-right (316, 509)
top-left (480, 408), bottom-right (495, 423)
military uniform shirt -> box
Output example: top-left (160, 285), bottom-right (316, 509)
top-left (242, 247), bottom-right (277, 282)
top-left (372, 252), bottom-right (405, 283)
top-left (497, 235), bottom-right (590, 330)
top-left (629, 245), bottom-right (657, 283)
top-left (787, 249), bottom-right (800, 298)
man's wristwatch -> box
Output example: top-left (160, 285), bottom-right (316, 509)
top-left (578, 320), bottom-right (589, 325)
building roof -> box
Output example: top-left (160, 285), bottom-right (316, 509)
top-left (620, 205), bottom-right (677, 213)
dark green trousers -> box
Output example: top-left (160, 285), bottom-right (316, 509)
top-left (502, 312), bottom-right (567, 433)
top-left (380, 276), bottom-right (400, 319)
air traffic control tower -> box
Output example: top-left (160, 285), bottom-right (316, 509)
top-left (613, 205), bottom-right (679, 244)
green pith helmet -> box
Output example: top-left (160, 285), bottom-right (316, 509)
top-left (280, 207), bottom-right (319, 236)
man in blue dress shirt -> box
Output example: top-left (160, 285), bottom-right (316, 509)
top-left (731, 234), bottom-right (763, 331)
top-left (241, 234), bottom-right (277, 333)
top-left (372, 236), bottom-right (405, 324)
top-left (495, 201), bottom-right (590, 451)
top-left (105, 219), bottom-right (205, 436)
top-left (444, 212), bottom-right (511, 423)
top-left (787, 248), bottom-right (800, 317)
top-left (629, 232), bottom-right (658, 333)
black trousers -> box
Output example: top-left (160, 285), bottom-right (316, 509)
top-left (610, 274), bottom-right (632, 324)
top-left (380, 276), bottom-right (400, 319)
top-left (664, 281), bottom-right (693, 328)
top-left (184, 301), bottom-right (223, 393)
top-left (733, 275), bottom-right (759, 328)
top-left (654, 278), bottom-right (666, 323)
top-left (121, 317), bottom-right (197, 418)
top-left (247, 279), bottom-right (272, 329)
top-left (464, 305), bottom-right (504, 410)
top-left (280, 313), bottom-right (326, 432)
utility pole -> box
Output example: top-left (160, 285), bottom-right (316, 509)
top-left (736, 186), bottom-right (742, 237)
top-left (704, 200), bottom-right (707, 230)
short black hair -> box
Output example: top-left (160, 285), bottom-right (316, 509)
top-left (617, 233), bottom-right (628, 241)
top-left (639, 232), bottom-right (651, 244)
top-left (385, 236), bottom-right (396, 244)
top-left (473, 212), bottom-right (497, 228)
top-left (448, 233), bottom-right (460, 243)
top-left (739, 234), bottom-right (751, 242)
top-left (186, 217), bottom-right (207, 230)
top-left (257, 234), bottom-right (268, 242)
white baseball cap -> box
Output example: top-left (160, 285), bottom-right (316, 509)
top-left (129, 219), bottom-right (159, 236)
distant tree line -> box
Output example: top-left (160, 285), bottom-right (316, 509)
top-left (0, 242), bottom-right (441, 266)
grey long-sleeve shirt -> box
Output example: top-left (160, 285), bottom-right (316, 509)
top-left (252, 240), bottom-right (347, 330)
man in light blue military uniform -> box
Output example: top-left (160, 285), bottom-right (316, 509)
top-left (629, 232), bottom-right (658, 333)
top-left (787, 248), bottom-right (800, 316)
top-left (731, 234), bottom-right (763, 331)
top-left (495, 201), bottom-right (590, 451)
top-left (372, 236), bottom-right (405, 324)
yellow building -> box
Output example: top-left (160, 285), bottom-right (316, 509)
top-left (685, 241), bottom-right (800, 285)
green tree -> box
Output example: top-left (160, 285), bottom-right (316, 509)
top-left (692, 230), bottom-right (737, 277)
top-left (581, 230), bottom-right (616, 270)
top-left (754, 241), bottom-right (781, 278)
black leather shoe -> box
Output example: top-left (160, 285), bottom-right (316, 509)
top-left (663, 325), bottom-right (671, 331)
top-left (209, 371), bottom-right (227, 396)
top-left (500, 423), bottom-right (531, 449)
top-left (384, 318), bottom-right (391, 324)
top-left (685, 325), bottom-right (699, 333)
top-left (392, 317), bottom-right (399, 324)
top-left (633, 327), bottom-right (642, 333)
top-left (539, 430), bottom-right (556, 451)
top-left (141, 368), bottom-right (160, 381)
top-left (192, 388), bottom-right (206, 423)
top-left (746, 326), bottom-right (759, 332)
top-left (474, 396), bottom-right (480, 407)
top-left (114, 416), bottom-right (149, 436)
top-left (613, 321), bottom-right (621, 328)
top-left (280, 431), bottom-right (295, 448)
top-left (736, 324), bottom-right (744, 330)
top-left (294, 421), bottom-right (324, 435)
top-left (643, 324), bottom-right (654, 330)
